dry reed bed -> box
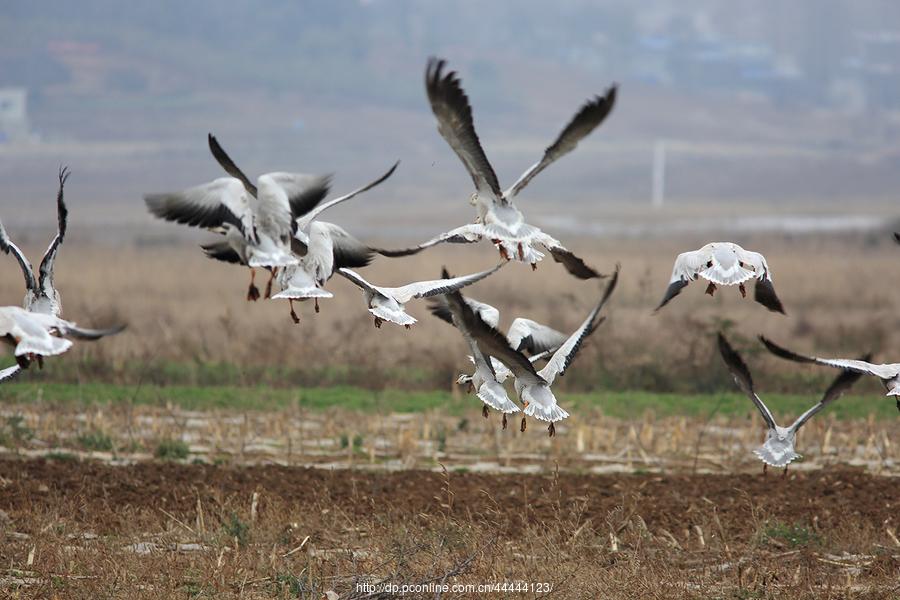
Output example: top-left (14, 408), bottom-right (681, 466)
top-left (0, 233), bottom-right (897, 393)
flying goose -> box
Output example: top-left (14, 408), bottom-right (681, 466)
top-left (338, 263), bottom-right (503, 329)
top-left (0, 166), bottom-right (70, 317)
top-left (273, 221), bottom-right (382, 323)
top-left (411, 58), bottom-right (615, 279)
top-left (145, 135), bottom-right (333, 299)
top-left (434, 277), bottom-right (521, 422)
top-left (760, 336), bottom-right (900, 411)
top-left (204, 134), bottom-right (402, 307)
top-left (655, 242), bottom-right (784, 314)
top-left (718, 333), bottom-right (863, 473)
top-left (453, 265), bottom-right (619, 436)
top-left (0, 306), bottom-right (124, 371)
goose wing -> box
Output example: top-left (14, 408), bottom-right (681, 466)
top-left (145, 178), bottom-right (255, 236)
top-left (256, 173), bottom-right (331, 239)
top-left (36, 165), bottom-right (70, 296)
top-left (0, 220), bottom-right (36, 293)
top-left (208, 133), bottom-right (258, 197)
top-left (441, 269), bottom-right (542, 386)
top-left (389, 263), bottom-right (503, 304)
top-left (507, 318), bottom-right (568, 355)
top-left (717, 333), bottom-right (777, 430)
top-left (0, 365), bottom-right (21, 383)
top-left (789, 362), bottom-right (866, 433)
top-left (425, 58), bottom-right (503, 204)
top-left (429, 297), bottom-right (499, 329)
top-left (505, 86), bottom-right (617, 199)
top-left (540, 264), bottom-right (619, 385)
top-left (654, 246), bottom-right (712, 311)
top-left (538, 238), bottom-right (605, 279)
top-left (294, 162), bottom-right (398, 232)
top-left (760, 337), bottom-right (899, 380)
top-left (337, 267), bottom-right (380, 295)
top-left (318, 222), bottom-right (375, 270)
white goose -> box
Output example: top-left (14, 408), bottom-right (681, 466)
top-left (338, 263), bottom-right (503, 329)
top-left (718, 333), bottom-right (863, 472)
top-left (761, 336), bottom-right (900, 411)
top-left (0, 306), bottom-right (124, 371)
top-left (453, 266), bottom-right (619, 436)
top-left (433, 279), bottom-right (521, 424)
top-left (145, 134), bottom-right (333, 300)
top-left (411, 58), bottom-right (616, 279)
top-left (0, 166), bottom-right (69, 317)
top-left (655, 242), bottom-right (784, 313)
top-left (203, 135), bottom-right (403, 321)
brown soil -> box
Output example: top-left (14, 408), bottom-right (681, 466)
top-left (2, 458), bottom-right (898, 598)
top-left (1, 458), bottom-right (895, 538)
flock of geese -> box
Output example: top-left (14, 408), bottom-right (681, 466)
top-left (2, 58), bottom-right (898, 469)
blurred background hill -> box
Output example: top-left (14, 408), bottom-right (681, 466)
top-left (0, 0), bottom-right (899, 242)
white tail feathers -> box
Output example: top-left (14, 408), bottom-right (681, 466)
top-left (524, 402), bottom-right (569, 422)
top-left (15, 336), bottom-right (72, 357)
top-left (477, 382), bottom-right (520, 413)
top-left (272, 287), bottom-right (333, 300)
top-left (700, 263), bottom-right (755, 286)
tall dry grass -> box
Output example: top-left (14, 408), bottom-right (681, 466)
top-left (1, 232), bottom-right (898, 392)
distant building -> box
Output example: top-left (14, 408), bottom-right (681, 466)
top-left (0, 88), bottom-right (32, 143)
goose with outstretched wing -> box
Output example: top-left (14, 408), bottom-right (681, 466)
top-left (146, 134), bottom-right (331, 300)
top-left (760, 336), bottom-right (900, 411)
top-left (0, 305), bottom-right (125, 372)
top-left (434, 275), bottom-right (521, 421)
top-left (205, 135), bottom-right (404, 319)
top-left (0, 167), bottom-right (70, 317)
top-left (718, 333), bottom-right (863, 472)
top-left (655, 242), bottom-right (784, 314)
top-left (463, 265), bottom-right (619, 436)
top-left (338, 263), bottom-right (503, 329)
top-left (410, 58), bottom-right (615, 279)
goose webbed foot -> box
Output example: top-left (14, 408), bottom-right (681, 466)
top-left (493, 240), bottom-right (510, 261)
top-left (763, 463), bottom-right (768, 476)
top-left (782, 466), bottom-right (788, 479)
top-left (530, 262), bottom-right (537, 271)
top-left (502, 413), bottom-right (508, 430)
top-left (482, 405), bottom-right (489, 419)
top-left (739, 283), bottom-right (747, 298)
top-left (548, 422), bottom-right (555, 437)
top-left (36, 355), bottom-right (44, 369)
top-left (466, 382), bottom-right (474, 394)
top-left (520, 417), bottom-right (527, 433)
top-left (404, 324), bottom-right (411, 330)
top-left (264, 267), bottom-right (277, 299)
top-left (247, 269), bottom-right (260, 301)
top-left (15, 354), bottom-right (30, 369)
top-left (517, 243), bottom-right (525, 261)
top-left (705, 282), bottom-right (717, 296)
top-left (289, 300), bottom-right (300, 325)
top-left (374, 317), bottom-right (383, 329)
top-left (314, 298), bottom-right (320, 313)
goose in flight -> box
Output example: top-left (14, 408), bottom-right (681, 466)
top-left (655, 242), bottom-right (784, 314)
top-left (414, 58), bottom-right (616, 279)
top-left (718, 333), bottom-right (863, 473)
top-left (448, 265), bottom-right (619, 436)
top-left (273, 221), bottom-right (383, 323)
top-left (433, 277), bottom-right (522, 425)
top-left (760, 336), bottom-right (900, 411)
top-left (202, 134), bottom-right (402, 308)
top-left (0, 166), bottom-right (70, 317)
top-left (0, 306), bottom-right (125, 372)
top-left (145, 135), bottom-right (333, 299)
top-left (338, 263), bottom-right (503, 329)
